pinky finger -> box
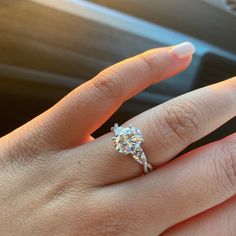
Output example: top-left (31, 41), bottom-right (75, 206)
top-left (163, 195), bottom-right (236, 236)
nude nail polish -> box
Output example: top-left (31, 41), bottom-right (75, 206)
top-left (171, 42), bottom-right (195, 59)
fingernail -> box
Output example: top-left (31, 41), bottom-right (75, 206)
top-left (171, 42), bottom-right (195, 59)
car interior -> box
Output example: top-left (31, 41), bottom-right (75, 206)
top-left (1, 0), bottom-right (236, 155)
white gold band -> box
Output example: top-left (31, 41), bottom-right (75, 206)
top-left (132, 147), bottom-right (153, 174)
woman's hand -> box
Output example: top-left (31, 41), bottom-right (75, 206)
top-left (0, 42), bottom-right (235, 236)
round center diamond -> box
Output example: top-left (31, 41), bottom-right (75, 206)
top-left (112, 125), bottom-right (144, 155)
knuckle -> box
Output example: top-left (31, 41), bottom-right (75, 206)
top-left (2, 126), bottom-right (50, 170)
top-left (92, 68), bottom-right (124, 101)
top-left (213, 139), bottom-right (236, 194)
top-left (158, 99), bottom-right (200, 142)
top-left (4, 136), bottom-right (34, 169)
top-left (138, 51), bottom-right (158, 73)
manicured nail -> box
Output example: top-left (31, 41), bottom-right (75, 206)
top-left (171, 42), bottom-right (195, 59)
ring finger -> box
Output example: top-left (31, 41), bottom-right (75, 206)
top-left (67, 76), bottom-right (236, 184)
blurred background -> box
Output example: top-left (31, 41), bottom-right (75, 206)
top-left (0, 0), bottom-right (236, 153)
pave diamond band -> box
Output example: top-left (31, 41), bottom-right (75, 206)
top-left (111, 123), bottom-right (153, 174)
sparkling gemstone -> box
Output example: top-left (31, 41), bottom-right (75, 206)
top-left (113, 125), bottom-right (144, 155)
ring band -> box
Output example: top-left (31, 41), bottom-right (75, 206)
top-left (111, 123), bottom-right (153, 174)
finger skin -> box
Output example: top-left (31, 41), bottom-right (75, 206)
top-left (72, 77), bottom-right (236, 184)
top-left (163, 195), bottom-right (236, 236)
top-left (101, 133), bottom-right (236, 235)
top-left (0, 45), bottom-right (192, 158)
top-left (51, 45), bottom-right (191, 146)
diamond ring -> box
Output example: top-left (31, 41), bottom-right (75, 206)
top-left (111, 123), bottom-right (153, 174)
